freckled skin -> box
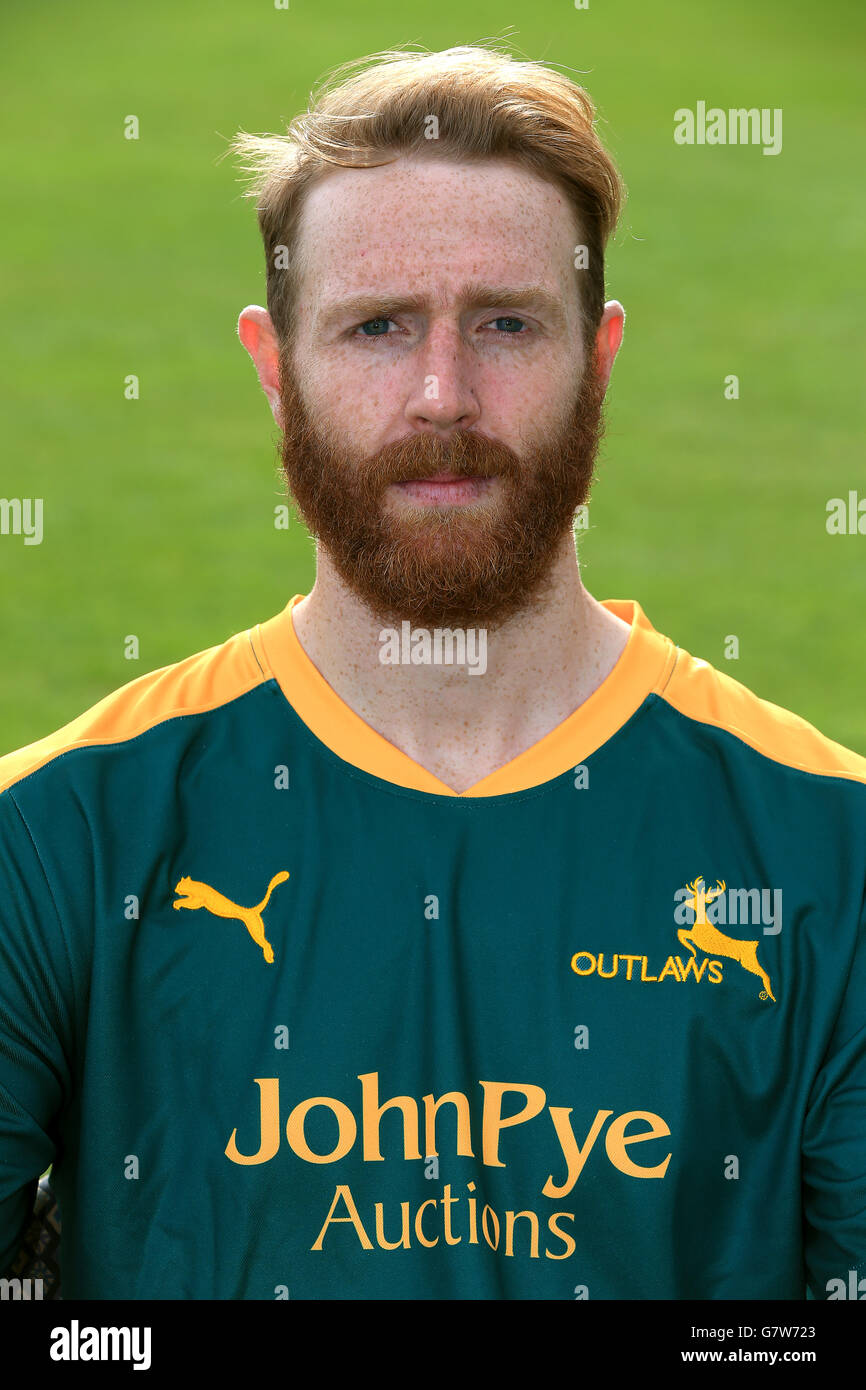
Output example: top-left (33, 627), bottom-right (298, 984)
top-left (239, 156), bottom-right (629, 793)
top-left (291, 158), bottom-right (581, 461)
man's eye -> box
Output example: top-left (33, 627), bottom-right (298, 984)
top-left (352, 315), bottom-right (529, 339)
top-left (357, 318), bottom-right (394, 337)
top-left (489, 317), bottom-right (527, 334)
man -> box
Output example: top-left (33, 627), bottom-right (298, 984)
top-left (1, 45), bottom-right (864, 1301)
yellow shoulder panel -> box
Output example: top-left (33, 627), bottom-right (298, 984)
top-left (660, 646), bottom-right (866, 785)
top-left (0, 627), bottom-right (266, 795)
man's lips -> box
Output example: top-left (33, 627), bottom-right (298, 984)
top-left (390, 472), bottom-right (496, 505)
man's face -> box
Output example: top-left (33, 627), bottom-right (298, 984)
top-left (277, 155), bottom-right (609, 630)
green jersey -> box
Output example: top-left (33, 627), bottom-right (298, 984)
top-left (1, 596), bottom-right (864, 1299)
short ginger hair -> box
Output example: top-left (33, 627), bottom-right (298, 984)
top-left (229, 43), bottom-right (625, 352)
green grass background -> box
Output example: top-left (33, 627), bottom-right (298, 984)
top-left (1, 0), bottom-right (864, 754)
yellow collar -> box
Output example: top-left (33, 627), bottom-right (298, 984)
top-left (251, 596), bottom-right (678, 798)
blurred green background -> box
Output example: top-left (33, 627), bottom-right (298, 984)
top-left (1, 0), bottom-right (864, 755)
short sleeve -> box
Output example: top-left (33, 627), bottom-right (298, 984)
top-left (0, 790), bottom-right (74, 1272)
top-left (802, 903), bottom-right (866, 1298)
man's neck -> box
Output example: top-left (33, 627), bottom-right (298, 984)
top-left (290, 539), bottom-right (631, 794)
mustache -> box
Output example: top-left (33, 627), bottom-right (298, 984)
top-left (359, 428), bottom-right (524, 487)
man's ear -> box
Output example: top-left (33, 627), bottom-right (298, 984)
top-left (238, 305), bottom-right (283, 428)
top-left (593, 301), bottom-right (625, 390)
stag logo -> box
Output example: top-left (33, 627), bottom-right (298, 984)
top-left (173, 871), bottom-right (290, 964)
top-left (678, 877), bottom-right (775, 1001)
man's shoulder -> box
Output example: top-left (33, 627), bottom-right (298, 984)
top-left (657, 639), bottom-right (866, 788)
top-left (0, 620), bottom-right (270, 800)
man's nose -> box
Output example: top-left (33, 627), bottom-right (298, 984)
top-left (404, 322), bottom-right (481, 432)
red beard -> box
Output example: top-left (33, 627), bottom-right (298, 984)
top-left (277, 346), bottom-right (607, 630)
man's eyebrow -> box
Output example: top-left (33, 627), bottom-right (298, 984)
top-left (317, 283), bottom-right (568, 331)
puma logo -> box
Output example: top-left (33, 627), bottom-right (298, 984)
top-left (173, 871), bottom-right (290, 964)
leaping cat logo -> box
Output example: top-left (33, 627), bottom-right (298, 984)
top-left (173, 871), bottom-right (289, 964)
